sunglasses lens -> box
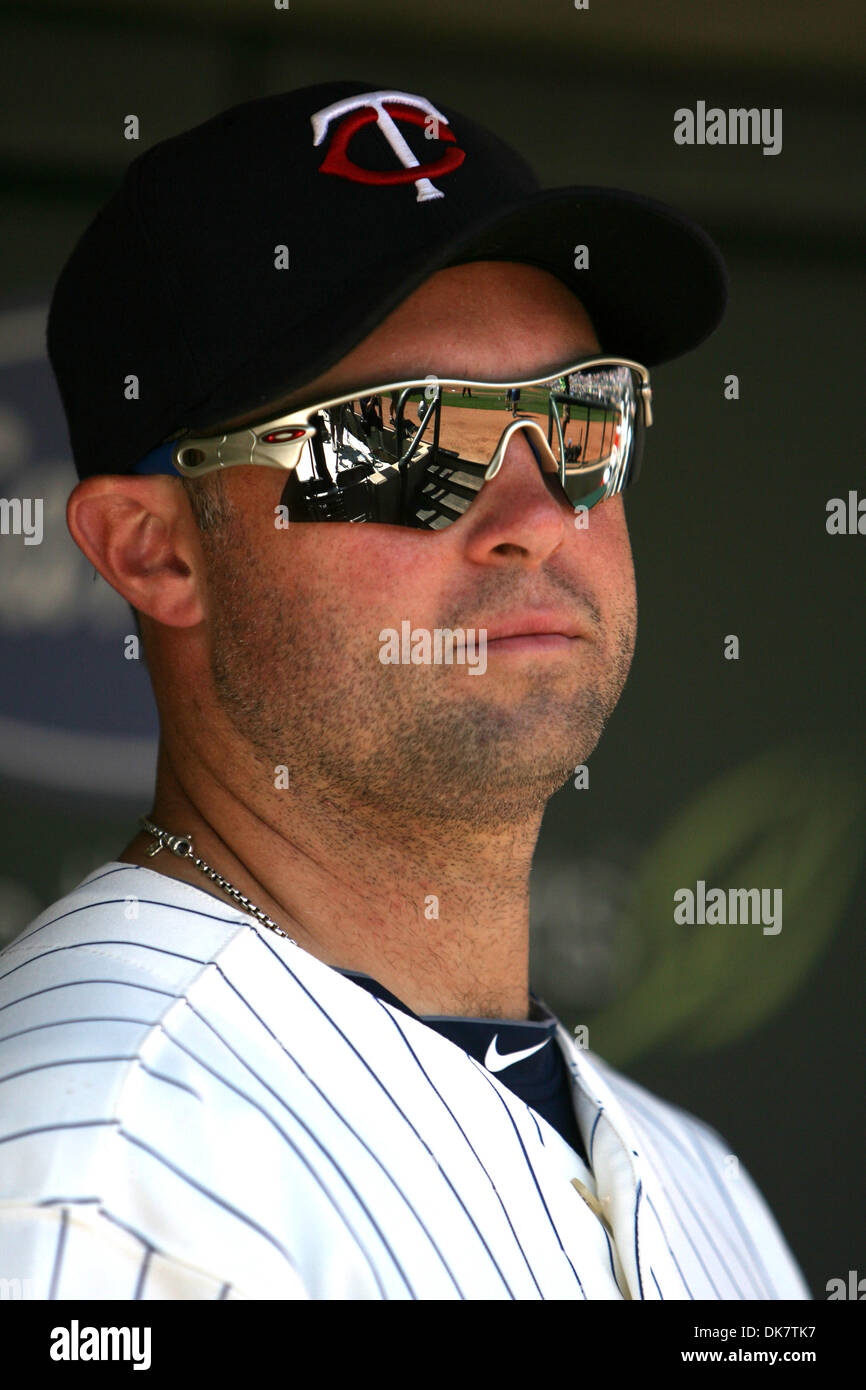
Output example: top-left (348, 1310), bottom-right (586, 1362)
top-left (280, 404), bottom-right (403, 523)
top-left (553, 365), bottom-right (643, 507)
top-left (281, 367), bottom-right (644, 527)
top-left (393, 389), bottom-right (489, 528)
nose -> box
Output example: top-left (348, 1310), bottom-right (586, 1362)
top-left (457, 420), bottom-right (571, 568)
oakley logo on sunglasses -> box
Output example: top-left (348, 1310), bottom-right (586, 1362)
top-left (260, 427), bottom-right (314, 445)
top-left (311, 90), bottom-right (465, 203)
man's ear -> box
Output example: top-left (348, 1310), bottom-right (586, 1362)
top-left (66, 474), bottom-right (206, 628)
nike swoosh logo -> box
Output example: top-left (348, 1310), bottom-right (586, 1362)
top-left (484, 1033), bottom-right (549, 1073)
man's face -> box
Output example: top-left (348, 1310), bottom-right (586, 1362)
top-left (196, 261), bottom-right (637, 828)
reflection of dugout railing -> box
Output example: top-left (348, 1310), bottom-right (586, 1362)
top-left (549, 391), bottom-right (623, 471)
top-left (287, 399), bottom-right (460, 526)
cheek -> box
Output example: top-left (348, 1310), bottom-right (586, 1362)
top-left (578, 497), bottom-right (639, 633)
top-left (284, 524), bottom-right (447, 626)
top-left (585, 498), bottom-right (636, 606)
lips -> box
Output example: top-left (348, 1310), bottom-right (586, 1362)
top-left (483, 611), bottom-right (586, 641)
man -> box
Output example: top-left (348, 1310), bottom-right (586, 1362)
top-left (0, 82), bottom-right (810, 1299)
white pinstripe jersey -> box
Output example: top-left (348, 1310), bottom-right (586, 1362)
top-left (0, 862), bottom-right (810, 1300)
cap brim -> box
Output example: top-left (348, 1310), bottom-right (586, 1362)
top-left (442, 186), bottom-right (728, 365)
top-left (181, 185), bottom-right (727, 435)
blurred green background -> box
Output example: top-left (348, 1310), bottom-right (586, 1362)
top-left (0, 0), bottom-right (863, 1300)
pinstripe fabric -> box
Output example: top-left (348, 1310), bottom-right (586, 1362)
top-left (0, 863), bottom-right (810, 1301)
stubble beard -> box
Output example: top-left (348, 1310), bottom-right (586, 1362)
top-left (203, 520), bottom-right (636, 834)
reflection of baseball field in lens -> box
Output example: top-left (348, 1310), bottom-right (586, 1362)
top-left (439, 392), bottom-right (616, 467)
top-left (437, 402), bottom-right (523, 462)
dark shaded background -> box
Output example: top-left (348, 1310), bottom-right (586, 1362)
top-left (0, 0), bottom-right (863, 1299)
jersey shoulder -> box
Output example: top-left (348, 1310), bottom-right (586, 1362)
top-left (0, 861), bottom-right (254, 1193)
top-left (573, 1044), bottom-right (811, 1298)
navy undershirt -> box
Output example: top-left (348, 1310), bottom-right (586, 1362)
top-left (338, 969), bottom-right (589, 1167)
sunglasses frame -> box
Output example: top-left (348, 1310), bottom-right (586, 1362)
top-left (134, 354), bottom-right (653, 516)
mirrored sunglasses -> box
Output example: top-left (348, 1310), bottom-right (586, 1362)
top-left (132, 356), bottom-right (652, 529)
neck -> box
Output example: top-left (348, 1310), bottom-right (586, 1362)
top-left (120, 740), bottom-right (540, 1020)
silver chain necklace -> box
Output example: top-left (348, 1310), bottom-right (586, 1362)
top-left (139, 816), bottom-right (296, 944)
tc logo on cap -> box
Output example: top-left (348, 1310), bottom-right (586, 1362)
top-left (311, 89), bottom-right (465, 202)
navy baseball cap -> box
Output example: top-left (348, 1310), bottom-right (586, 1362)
top-left (47, 79), bottom-right (728, 482)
